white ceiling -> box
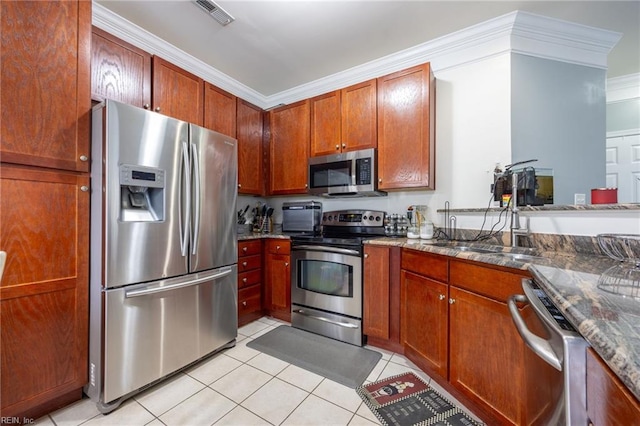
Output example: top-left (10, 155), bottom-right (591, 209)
top-left (96, 0), bottom-right (639, 97)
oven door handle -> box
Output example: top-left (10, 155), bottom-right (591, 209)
top-left (292, 245), bottom-right (360, 256)
top-left (292, 309), bottom-right (360, 329)
top-left (507, 294), bottom-right (562, 371)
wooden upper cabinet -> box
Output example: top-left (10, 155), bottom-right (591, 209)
top-left (269, 100), bottom-right (310, 195)
top-left (341, 79), bottom-right (377, 153)
top-left (237, 99), bottom-right (264, 195)
top-left (204, 82), bottom-right (237, 137)
top-left (0, 0), bottom-right (91, 172)
top-left (91, 26), bottom-right (151, 108)
top-left (310, 91), bottom-right (341, 156)
top-left (310, 80), bottom-right (377, 157)
top-left (152, 56), bottom-right (204, 126)
top-left (377, 63), bottom-right (435, 190)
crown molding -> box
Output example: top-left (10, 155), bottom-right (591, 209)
top-left (607, 73), bottom-right (640, 102)
top-left (93, 4), bottom-right (622, 110)
top-left (92, 3), bottom-right (268, 107)
top-left (510, 11), bottom-right (621, 71)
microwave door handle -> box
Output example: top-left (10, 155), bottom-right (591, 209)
top-left (507, 294), bottom-right (562, 371)
top-left (191, 142), bottom-right (200, 255)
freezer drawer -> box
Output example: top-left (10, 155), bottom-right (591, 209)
top-left (102, 266), bottom-right (237, 404)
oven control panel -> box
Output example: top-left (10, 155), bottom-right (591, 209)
top-left (322, 210), bottom-right (386, 227)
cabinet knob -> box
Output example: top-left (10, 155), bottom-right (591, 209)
top-left (305, 184), bottom-right (308, 188)
top-left (79, 155), bottom-right (88, 162)
top-left (143, 104), bottom-right (150, 110)
top-left (378, 178), bottom-right (382, 183)
top-left (335, 145), bottom-right (340, 150)
top-left (238, 184), bottom-right (242, 188)
top-left (276, 245), bottom-right (280, 251)
top-left (364, 253), bottom-right (369, 258)
top-left (242, 301), bottom-right (247, 307)
top-left (242, 261), bottom-right (247, 267)
top-left (242, 278), bottom-right (247, 283)
top-left (285, 262), bottom-right (289, 267)
top-left (342, 143), bottom-right (346, 149)
top-left (439, 294), bottom-right (446, 301)
top-left (242, 247), bottom-right (248, 252)
top-left (449, 298), bottom-right (456, 304)
top-left (80, 185), bottom-right (89, 192)
top-left (155, 107), bottom-right (161, 112)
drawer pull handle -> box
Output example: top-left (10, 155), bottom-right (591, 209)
top-left (242, 261), bottom-right (247, 267)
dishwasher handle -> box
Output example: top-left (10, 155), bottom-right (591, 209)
top-left (507, 294), bottom-right (562, 371)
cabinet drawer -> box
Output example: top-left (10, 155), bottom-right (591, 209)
top-left (265, 239), bottom-right (290, 255)
top-left (238, 284), bottom-right (262, 315)
top-left (449, 260), bottom-right (529, 302)
top-left (238, 269), bottom-right (261, 289)
top-left (401, 249), bottom-right (448, 282)
top-left (239, 239), bottom-right (262, 257)
top-left (239, 254), bottom-right (261, 272)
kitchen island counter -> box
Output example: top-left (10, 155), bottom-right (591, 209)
top-left (365, 237), bottom-right (640, 402)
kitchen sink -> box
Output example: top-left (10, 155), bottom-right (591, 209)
top-left (489, 252), bottom-right (542, 262)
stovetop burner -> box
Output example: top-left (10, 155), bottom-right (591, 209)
top-left (289, 209), bottom-right (387, 250)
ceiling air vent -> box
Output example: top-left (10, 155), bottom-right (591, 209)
top-left (194, 0), bottom-right (235, 26)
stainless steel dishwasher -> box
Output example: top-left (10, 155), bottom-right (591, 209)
top-left (508, 279), bottom-right (589, 426)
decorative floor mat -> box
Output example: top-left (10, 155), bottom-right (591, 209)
top-left (356, 372), bottom-right (482, 426)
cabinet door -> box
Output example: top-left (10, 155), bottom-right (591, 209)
top-left (341, 79), bottom-right (377, 152)
top-left (449, 286), bottom-right (525, 425)
top-left (587, 347), bottom-right (640, 426)
top-left (1, 0), bottom-right (91, 172)
top-left (363, 245), bottom-right (390, 339)
top-left (91, 26), bottom-right (151, 108)
top-left (152, 56), bottom-right (204, 125)
top-left (204, 83), bottom-right (237, 137)
top-left (401, 270), bottom-right (448, 378)
top-left (269, 100), bottom-right (310, 195)
top-left (378, 63), bottom-right (435, 190)
top-left (237, 100), bottom-right (264, 195)
top-left (265, 253), bottom-right (291, 322)
top-left (0, 165), bottom-right (89, 418)
top-left (310, 90), bottom-right (341, 157)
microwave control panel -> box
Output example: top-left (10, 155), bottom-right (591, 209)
top-left (355, 158), bottom-right (372, 185)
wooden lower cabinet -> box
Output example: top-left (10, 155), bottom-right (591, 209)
top-left (363, 245), bottom-right (402, 352)
top-left (0, 165), bottom-right (89, 419)
top-left (587, 347), bottom-right (640, 425)
top-left (401, 270), bottom-right (448, 379)
top-left (237, 240), bottom-right (263, 326)
top-left (264, 239), bottom-right (291, 322)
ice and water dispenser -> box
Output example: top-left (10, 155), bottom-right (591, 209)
top-left (119, 164), bottom-right (165, 222)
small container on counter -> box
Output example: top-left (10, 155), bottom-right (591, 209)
top-left (420, 220), bottom-right (434, 239)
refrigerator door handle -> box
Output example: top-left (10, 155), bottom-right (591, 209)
top-left (125, 267), bottom-right (233, 298)
top-left (191, 142), bottom-right (200, 255)
top-left (180, 141), bottom-right (190, 257)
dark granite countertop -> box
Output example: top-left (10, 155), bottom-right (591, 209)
top-left (365, 237), bottom-right (640, 401)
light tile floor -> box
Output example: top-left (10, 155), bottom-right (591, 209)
top-left (36, 317), bottom-right (483, 426)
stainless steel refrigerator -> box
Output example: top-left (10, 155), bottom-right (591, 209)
top-left (86, 100), bottom-right (238, 413)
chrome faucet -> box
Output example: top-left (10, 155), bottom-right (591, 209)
top-left (510, 171), bottom-right (530, 247)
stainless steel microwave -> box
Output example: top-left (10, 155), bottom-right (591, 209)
top-left (308, 148), bottom-right (386, 197)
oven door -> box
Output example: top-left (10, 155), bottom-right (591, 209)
top-left (291, 245), bottom-right (362, 318)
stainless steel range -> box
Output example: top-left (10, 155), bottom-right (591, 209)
top-left (290, 209), bottom-right (386, 346)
